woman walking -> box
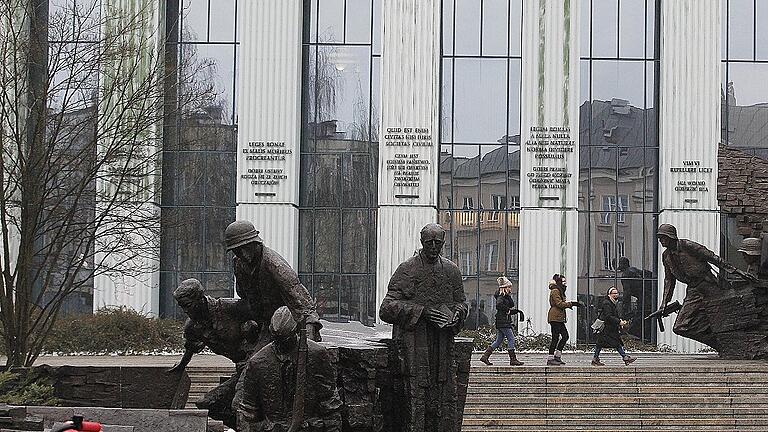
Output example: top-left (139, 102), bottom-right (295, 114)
top-left (479, 276), bottom-right (524, 366)
top-left (547, 274), bottom-right (581, 366)
top-left (592, 286), bottom-right (636, 366)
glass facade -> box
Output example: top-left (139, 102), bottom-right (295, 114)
top-left (720, 0), bottom-right (768, 266)
top-left (298, 0), bottom-right (380, 325)
top-left (439, 0), bottom-right (523, 331)
top-left (160, 0), bottom-right (239, 318)
top-left (577, 0), bottom-right (660, 344)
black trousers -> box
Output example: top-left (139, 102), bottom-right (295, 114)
top-left (549, 322), bottom-right (569, 354)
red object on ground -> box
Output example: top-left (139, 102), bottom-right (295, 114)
top-left (79, 422), bottom-right (102, 432)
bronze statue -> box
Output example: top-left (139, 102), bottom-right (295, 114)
top-left (226, 220), bottom-right (322, 342)
top-left (379, 223), bottom-right (468, 432)
top-left (738, 237), bottom-right (763, 278)
top-left (237, 307), bottom-right (342, 432)
top-left (657, 223), bottom-right (742, 350)
top-left (168, 279), bottom-right (259, 427)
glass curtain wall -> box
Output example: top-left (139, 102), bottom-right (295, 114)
top-left (720, 0), bottom-right (768, 265)
top-left (577, 0), bottom-right (659, 344)
top-left (47, 0), bottom-right (100, 314)
top-left (298, 0), bottom-right (380, 325)
top-left (161, 0), bottom-right (239, 318)
top-left (439, 0), bottom-right (523, 331)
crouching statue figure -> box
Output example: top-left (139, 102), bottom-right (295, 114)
top-left (237, 306), bottom-right (342, 432)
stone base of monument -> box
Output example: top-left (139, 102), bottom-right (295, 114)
top-left (0, 405), bottom-right (44, 431)
top-left (187, 337), bottom-right (474, 432)
top-left (706, 279), bottom-right (768, 359)
top-left (27, 407), bottom-right (208, 432)
top-left (10, 366), bottom-right (190, 409)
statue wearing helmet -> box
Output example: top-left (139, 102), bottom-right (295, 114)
top-left (223, 220), bottom-right (321, 342)
top-left (657, 223), bottom-right (739, 351)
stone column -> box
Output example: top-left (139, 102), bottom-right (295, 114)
top-left (657, 0), bottom-right (722, 353)
top-left (375, 0), bottom-right (441, 319)
top-left (518, 0), bottom-right (581, 336)
top-left (235, 0), bottom-right (303, 266)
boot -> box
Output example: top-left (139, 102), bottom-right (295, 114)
top-left (591, 357), bottom-right (605, 366)
top-left (623, 355), bottom-right (636, 365)
top-left (554, 350), bottom-right (566, 365)
top-left (507, 350), bottom-right (524, 366)
top-left (546, 357), bottom-right (563, 366)
top-left (479, 347), bottom-right (494, 366)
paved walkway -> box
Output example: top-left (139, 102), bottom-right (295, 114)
top-left (28, 351), bottom-right (767, 369)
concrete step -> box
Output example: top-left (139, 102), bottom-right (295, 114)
top-left (462, 418), bottom-right (768, 427)
top-left (465, 395), bottom-right (768, 406)
top-left (463, 406), bottom-right (768, 416)
top-left (467, 384), bottom-right (768, 396)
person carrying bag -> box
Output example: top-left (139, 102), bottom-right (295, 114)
top-left (592, 286), bottom-right (636, 366)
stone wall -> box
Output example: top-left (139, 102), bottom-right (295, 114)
top-left (718, 144), bottom-right (768, 237)
top-left (13, 366), bottom-right (189, 410)
top-left (26, 407), bottom-right (207, 432)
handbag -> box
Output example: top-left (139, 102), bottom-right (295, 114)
top-left (591, 318), bottom-right (605, 333)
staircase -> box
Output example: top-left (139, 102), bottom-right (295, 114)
top-left (185, 366), bottom-right (236, 409)
top-left (462, 357), bottom-right (768, 431)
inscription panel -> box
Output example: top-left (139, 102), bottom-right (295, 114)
top-left (523, 126), bottom-right (577, 205)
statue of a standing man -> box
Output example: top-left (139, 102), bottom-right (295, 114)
top-left (379, 223), bottom-right (468, 432)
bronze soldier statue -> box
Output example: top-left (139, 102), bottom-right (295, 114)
top-left (379, 223), bottom-right (468, 432)
top-left (657, 223), bottom-right (738, 350)
top-left (225, 220), bottom-right (322, 342)
top-left (738, 237), bottom-right (763, 278)
top-left (237, 307), bottom-right (342, 432)
top-left (168, 279), bottom-right (259, 427)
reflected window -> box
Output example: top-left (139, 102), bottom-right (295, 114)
top-left (484, 241), bottom-right (499, 272)
top-left (299, 0), bottom-right (379, 325)
top-left (439, 1), bottom-right (522, 303)
top-left (160, 0), bottom-right (239, 318)
top-left (578, 0), bottom-right (659, 344)
top-left (602, 241), bottom-right (612, 270)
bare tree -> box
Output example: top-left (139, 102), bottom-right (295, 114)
top-left (0, 0), bottom-right (211, 367)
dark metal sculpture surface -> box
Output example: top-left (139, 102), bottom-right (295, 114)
top-left (378, 223), bottom-right (468, 432)
top-left (237, 307), bottom-right (342, 432)
top-left (168, 278), bottom-right (259, 427)
top-left (657, 223), bottom-right (768, 358)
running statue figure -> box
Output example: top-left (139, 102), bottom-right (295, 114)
top-left (652, 223), bottom-right (759, 355)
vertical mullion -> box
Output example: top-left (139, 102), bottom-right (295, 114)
top-left (367, 0), bottom-right (374, 288)
top-left (479, 0), bottom-right (484, 55)
top-left (206, 0), bottom-right (211, 42)
top-left (343, 0), bottom-right (348, 44)
top-left (754, 0), bottom-right (757, 62)
top-left (616, 0), bottom-right (621, 59)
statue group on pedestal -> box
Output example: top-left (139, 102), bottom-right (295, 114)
top-left (169, 220), bottom-right (336, 431)
top-left (170, 221), bottom-right (469, 432)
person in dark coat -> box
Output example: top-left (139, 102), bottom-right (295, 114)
top-left (592, 286), bottom-right (636, 366)
top-left (479, 277), bottom-right (523, 366)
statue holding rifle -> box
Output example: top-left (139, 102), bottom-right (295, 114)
top-left (653, 224), bottom-right (757, 351)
